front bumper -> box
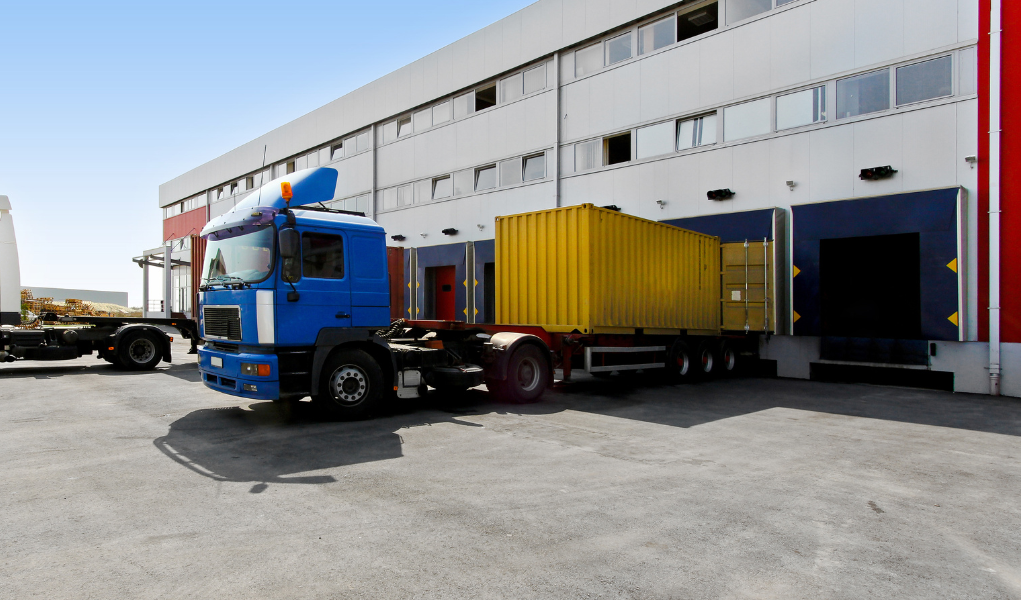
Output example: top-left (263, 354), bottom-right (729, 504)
top-left (198, 346), bottom-right (280, 401)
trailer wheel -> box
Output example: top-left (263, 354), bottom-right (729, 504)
top-left (492, 344), bottom-right (549, 404)
top-left (697, 341), bottom-right (716, 378)
top-left (117, 330), bottom-right (163, 371)
top-left (715, 340), bottom-right (738, 375)
top-left (314, 349), bottom-right (384, 420)
top-left (665, 339), bottom-right (696, 382)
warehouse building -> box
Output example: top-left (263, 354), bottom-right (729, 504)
top-left (157, 0), bottom-right (1020, 395)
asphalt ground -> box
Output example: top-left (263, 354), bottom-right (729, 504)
top-left (1, 339), bottom-right (1019, 599)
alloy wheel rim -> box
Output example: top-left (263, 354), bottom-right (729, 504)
top-left (128, 338), bottom-right (156, 364)
top-left (330, 365), bottom-right (368, 405)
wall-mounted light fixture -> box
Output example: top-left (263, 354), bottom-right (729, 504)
top-left (601, 205), bottom-right (622, 212)
top-left (420, 232), bottom-right (428, 238)
top-left (707, 189), bottom-right (734, 201)
top-left (859, 166), bottom-right (898, 180)
top-left (656, 200), bottom-right (667, 209)
top-left (786, 180), bottom-right (796, 190)
top-left (390, 234), bottom-right (406, 241)
top-left (477, 224), bottom-right (486, 230)
top-left (964, 155), bottom-right (977, 169)
top-left (441, 228), bottom-right (458, 236)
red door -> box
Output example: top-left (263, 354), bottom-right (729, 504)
top-left (435, 265), bottom-right (456, 321)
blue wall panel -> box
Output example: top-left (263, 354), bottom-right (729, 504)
top-left (792, 188), bottom-right (960, 341)
top-left (473, 239), bottom-right (495, 323)
top-left (662, 209), bottom-right (776, 242)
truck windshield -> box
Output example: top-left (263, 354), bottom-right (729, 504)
top-left (202, 226), bottom-right (275, 286)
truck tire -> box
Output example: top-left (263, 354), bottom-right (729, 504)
top-left (491, 344), bottom-right (549, 404)
top-left (696, 340), bottom-right (716, 378)
top-left (117, 330), bottom-right (163, 371)
top-left (665, 339), bottom-right (696, 382)
top-left (314, 349), bottom-right (384, 420)
top-left (715, 340), bottom-right (738, 375)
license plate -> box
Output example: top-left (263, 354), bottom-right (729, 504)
top-left (211, 357), bottom-right (223, 368)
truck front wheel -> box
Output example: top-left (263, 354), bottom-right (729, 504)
top-left (490, 344), bottom-right (549, 404)
top-left (314, 349), bottom-right (384, 420)
top-left (117, 330), bottom-right (163, 371)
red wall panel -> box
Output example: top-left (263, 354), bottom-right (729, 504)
top-left (162, 207), bottom-right (208, 243)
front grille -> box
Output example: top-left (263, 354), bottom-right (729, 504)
top-left (203, 306), bottom-right (242, 341)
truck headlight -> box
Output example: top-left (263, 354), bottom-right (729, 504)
top-left (240, 362), bottom-right (271, 376)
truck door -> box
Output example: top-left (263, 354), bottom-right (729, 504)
top-left (276, 229), bottom-right (351, 344)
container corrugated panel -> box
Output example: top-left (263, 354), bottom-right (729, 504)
top-left (496, 204), bottom-right (720, 334)
top-left (720, 241), bottom-right (775, 333)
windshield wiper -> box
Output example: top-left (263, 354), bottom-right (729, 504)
top-left (201, 275), bottom-right (247, 290)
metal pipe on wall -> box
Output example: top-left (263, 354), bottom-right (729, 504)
top-left (553, 52), bottom-right (561, 208)
top-left (988, 0), bottom-right (1002, 395)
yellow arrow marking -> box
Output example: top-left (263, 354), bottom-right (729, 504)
top-left (463, 308), bottom-right (468, 315)
top-left (463, 279), bottom-right (467, 287)
top-left (793, 265), bottom-right (801, 277)
top-left (793, 311), bottom-right (801, 323)
top-left (948, 312), bottom-right (959, 326)
top-left (474, 308), bottom-right (479, 316)
top-left (947, 258), bottom-right (957, 273)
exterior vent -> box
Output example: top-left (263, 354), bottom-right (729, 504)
top-left (203, 306), bottom-right (242, 341)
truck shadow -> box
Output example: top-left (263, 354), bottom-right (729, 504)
top-left (153, 389), bottom-right (561, 491)
top-left (549, 374), bottom-right (1021, 437)
top-left (0, 361), bottom-right (202, 382)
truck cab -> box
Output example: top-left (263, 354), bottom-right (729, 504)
top-left (197, 167), bottom-right (551, 419)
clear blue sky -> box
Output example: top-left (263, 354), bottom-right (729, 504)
top-left (0, 0), bottom-right (534, 307)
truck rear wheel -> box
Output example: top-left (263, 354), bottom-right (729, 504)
top-left (696, 341), bottom-right (716, 378)
top-left (314, 349), bottom-right (384, 420)
top-left (715, 340), bottom-right (738, 375)
top-left (117, 330), bottom-right (163, 371)
top-left (490, 344), bottom-right (549, 404)
top-left (665, 339), bottom-right (696, 382)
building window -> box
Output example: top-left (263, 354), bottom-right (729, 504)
top-left (230, 183), bottom-right (238, 195)
top-left (637, 121), bottom-right (676, 159)
top-left (377, 187), bottom-right (398, 211)
top-left (397, 184), bottom-right (412, 206)
top-left (217, 188), bottom-right (224, 199)
top-left (896, 56), bottom-right (953, 106)
top-left (837, 69), bottom-right (890, 118)
top-left (679, 2), bottom-right (719, 41)
top-left (301, 232), bottom-right (345, 279)
top-left (432, 101), bottom-right (451, 125)
top-left (724, 98), bottom-right (771, 141)
top-left (245, 176), bottom-right (254, 190)
top-left (454, 92), bottom-right (474, 119)
top-left (575, 43), bottom-right (603, 78)
top-left (414, 108), bottom-right (431, 132)
top-left (639, 16), bottom-right (675, 55)
top-left (286, 161), bottom-right (295, 174)
top-left (331, 143), bottom-right (345, 161)
top-left (397, 116), bottom-right (412, 137)
top-left (500, 73), bottom-right (523, 103)
top-left (726, 0), bottom-right (771, 25)
top-left (432, 175), bottom-right (452, 199)
top-left (604, 132), bottom-right (631, 165)
top-left (776, 85), bottom-right (827, 131)
top-left (476, 83), bottom-right (497, 110)
top-left (475, 165), bottom-right (497, 191)
top-left (499, 159), bottom-right (522, 186)
top-left (605, 32), bottom-right (632, 66)
top-left (523, 64), bottom-right (546, 95)
top-left (382, 120), bottom-right (398, 143)
top-left (523, 154), bottom-right (546, 181)
top-left (357, 130), bottom-right (370, 152)
top-left (776, 0), bottom-right (798, 5)
top-left (575, 139), bottom-right (602, 171)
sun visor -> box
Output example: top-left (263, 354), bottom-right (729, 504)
top-left (234, 167), bottom-right (339, 211)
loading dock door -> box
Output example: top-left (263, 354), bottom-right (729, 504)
top-left (430, 265), bottom-right (456, 321)
top-left (820, 233), bottom-right (921, 339)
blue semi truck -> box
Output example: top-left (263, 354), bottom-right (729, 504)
top-left (196, 167), bottom-right (558, 419)
top-left (197, 166), bottom-right (751, 419)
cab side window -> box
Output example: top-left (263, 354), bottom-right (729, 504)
top-left (301, 232), bottom-right (345, 279)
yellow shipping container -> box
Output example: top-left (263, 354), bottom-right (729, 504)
top-left (495, 204), bottom-right (721, 334)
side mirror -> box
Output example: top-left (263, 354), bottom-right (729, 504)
top-left (279, 228), bottom-right (300, 259)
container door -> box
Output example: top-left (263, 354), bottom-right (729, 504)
top-left (432, 265), bottom-right (456, 321)
top-left (720, 240), bottom-right (774, 332)
top-left (277, 229), bottom-right (351, 345)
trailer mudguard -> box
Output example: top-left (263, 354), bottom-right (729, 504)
top-left (310, 328), bottom-right (395, 396)
top-left (486, 332), bottom-right (553, 383)
top-left (114, 324), bottom-right (173, 363)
